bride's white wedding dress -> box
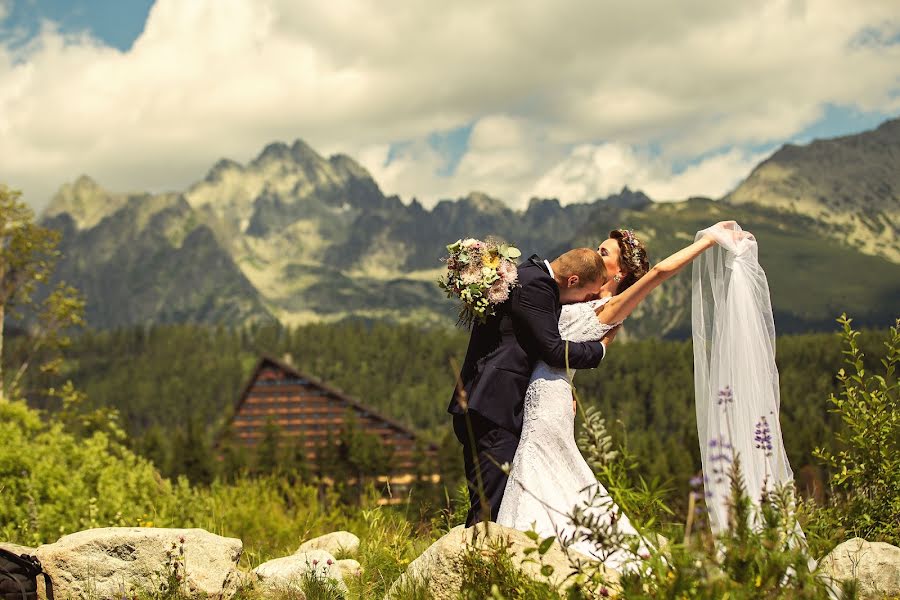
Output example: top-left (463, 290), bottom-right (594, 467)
top-left (496, 297), bottom-right (648, 571)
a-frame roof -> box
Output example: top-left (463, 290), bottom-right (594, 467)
top-left (231, 355), bottom-right (436, 450)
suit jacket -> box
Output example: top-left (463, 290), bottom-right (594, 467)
top-left (448, 255), bottom-right (606, 434)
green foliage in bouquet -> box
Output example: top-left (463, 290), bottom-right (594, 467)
top-left (438, 238), bottom-right (521, 327)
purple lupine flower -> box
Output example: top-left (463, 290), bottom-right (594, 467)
top-left (754, 416), bottom-right (773, 457)
top-left (717, 386), bottom-right (734, 405)
top-left (708, 436), bottom-right (732, 483)
top-left (689, 475), bottom-right (704, 489)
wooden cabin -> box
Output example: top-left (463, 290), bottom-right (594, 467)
top-left (227, 355), bottom-right (437, 500)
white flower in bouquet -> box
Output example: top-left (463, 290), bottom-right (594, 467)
top-left (461, 264), bottom-right (482, 285)
top-left (498, 259), bottom-right (517, 284)
top-left (488, 279), bottom-right (510, 304)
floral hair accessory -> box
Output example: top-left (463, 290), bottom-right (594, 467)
top-left (616, 228), bottom-right (646, 273)
top-left (439, 237), bottom-right (521, 328)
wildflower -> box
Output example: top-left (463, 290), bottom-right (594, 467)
top-left (717, 385), bottom-right (734, 405)
top-left (326, 559), bottom-right (334, 566)
top-left (599, 587), bottom-right (610, 597)
top-left (709, 436), bottom-right (733, 483)
top-left (754, 416), bottom-right (773, 457)
top-left (312, 559), bottom-right (319, 566)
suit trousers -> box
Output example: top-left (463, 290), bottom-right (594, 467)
top-left (453, 411), bottom-right (520, 527)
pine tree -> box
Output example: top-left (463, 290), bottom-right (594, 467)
top-left (255, 417), bottom-right (282, 475)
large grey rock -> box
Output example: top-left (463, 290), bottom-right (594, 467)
top-left (0, 542), bottom-right (37, 557)
top-left (253, 550), bottom-right (347, 594)
top-left (819, 537), bottom-right (900, 599)
top-left (34, 527), bottom-right (242, 599)
top-left (386, 523), bottom-right (618, 599)
top-left (296, 531), bottom-right (360, 558)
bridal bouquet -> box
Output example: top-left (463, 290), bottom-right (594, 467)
top-left (439, 237), bottom-right (521, 327)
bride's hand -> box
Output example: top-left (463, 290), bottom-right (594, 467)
top-left (703, 221), bottom-right (753, 246)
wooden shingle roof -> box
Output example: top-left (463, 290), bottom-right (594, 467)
top-left (230, 354), bottom-right (436, 452)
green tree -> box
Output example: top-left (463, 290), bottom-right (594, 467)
top-left (254, 417), bottom-right (282, 475)
top-left (139, 424), bottom-right (172, 474)
top-left (216, 423), bottom-right (248, 482)
top-left (0, 185), bottom-right (83, 400)
top-left (171, 416), bottom-right (215, 485)
top-left (282, 430), bottom-right (311, 485)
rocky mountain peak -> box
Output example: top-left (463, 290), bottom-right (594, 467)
top-left (204, 158), bottom-right (244, 183)
top-left (43, 175), bottom-right (128, 230)
top-left (252, 141), bottom-right (293, 165)
top-left (526, 197), bottom-right (563, 211)
top-left (462, 191), bottom-right (508, 214)
top-left (250, 139), bottom-right (328, 170)
top-left (601, 187), bottom-right (653, 210)
top-left (290, 139), bottom-right (323, 163)
top-left (328, 153), bottom-right (374, 181)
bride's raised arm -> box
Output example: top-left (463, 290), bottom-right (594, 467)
top-left (596, 221), bottom-right (743, 325)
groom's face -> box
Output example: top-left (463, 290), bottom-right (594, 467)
top-left (558, 275), bottom-right (604, 304)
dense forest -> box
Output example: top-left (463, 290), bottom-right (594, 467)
top-left (8, 319), bottom-right (890, 506)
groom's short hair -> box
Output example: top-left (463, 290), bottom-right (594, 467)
top-left (553, 248), bottom-right (607, 285)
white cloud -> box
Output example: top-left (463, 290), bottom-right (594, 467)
top-left (642, 149), bottom-right (770, 201)
top-left (0, 0), bottom-right (898, 209)
top-left (528, 144), bottom-right (766, 204)
top-left (532, 144), bottom-right (653, 204)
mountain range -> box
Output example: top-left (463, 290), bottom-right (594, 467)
top-left (40, 118), bottom-right (900, 338)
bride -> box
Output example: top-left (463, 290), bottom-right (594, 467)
top-left (496, 221), bottom-right (748, 570)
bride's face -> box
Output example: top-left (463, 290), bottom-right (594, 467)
top-left (597, 238), bottom-right (621, 279)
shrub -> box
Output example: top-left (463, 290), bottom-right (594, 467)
top-left (813, 315), bottom-right (899, 545)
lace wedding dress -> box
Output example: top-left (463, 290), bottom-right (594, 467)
top-left (496, 298), bottom-right (648, 571)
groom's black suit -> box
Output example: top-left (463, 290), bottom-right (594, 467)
top-left (448, 255), bottom-right (607, 526)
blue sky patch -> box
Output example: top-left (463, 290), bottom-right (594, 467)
top-left (0, 0), bottom-right (154, 51)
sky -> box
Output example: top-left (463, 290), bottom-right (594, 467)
top-left (1, 0), bottom-right (898, 212)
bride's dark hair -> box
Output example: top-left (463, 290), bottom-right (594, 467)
top-left (609, 229), bottom-right (650, 294)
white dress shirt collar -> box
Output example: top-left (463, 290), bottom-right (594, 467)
top-left (544, 259), bottom-right (555, 280)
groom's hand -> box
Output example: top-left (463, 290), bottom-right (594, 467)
top-left (601, 324), bottom-right (620, 349)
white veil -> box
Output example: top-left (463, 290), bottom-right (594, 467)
top-left (691, 222), bottom-right (797, 535)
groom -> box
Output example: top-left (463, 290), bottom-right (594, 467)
top-left (448, 248), bottom-right (615, 526)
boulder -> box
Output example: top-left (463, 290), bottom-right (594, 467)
top-left (386, 523), bottom-right (618, 599)
top-left (819, 537), bottom-right (900, 599)
top-left (0, 542), bottom-right (37, 557)
top-left (335, 558), bottom-right (362, 581)
top-left (34, 527), bottom-right (242, 599)
top-left (253, 550), bottom-right (347, 594)
top-left (296, 531), bottom-right (360, 558)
